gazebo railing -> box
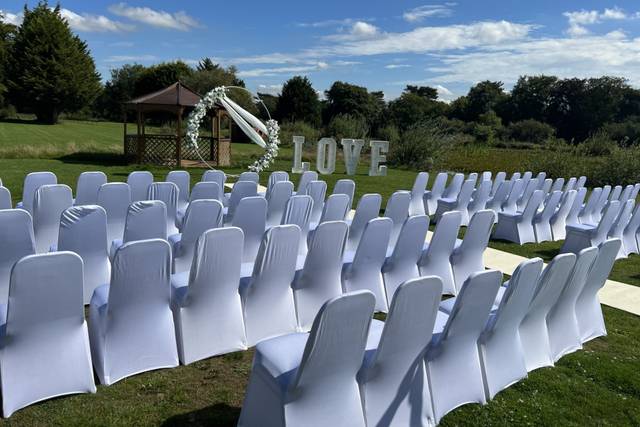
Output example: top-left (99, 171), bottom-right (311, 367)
top-left (124, 134), bottom-right (219, 166)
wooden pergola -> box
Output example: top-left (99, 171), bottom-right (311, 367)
top-left (123, 82), bottom-right (231, 167)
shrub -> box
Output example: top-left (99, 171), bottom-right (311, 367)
top-left (601, 118), bottom-right (640, 147)
top-left (326, 114), bottom-right (369, 141)
top-left (507, 119), bottom-right (555, 144)
top-left (576, 131), bottom-right (618, 157)
top-left (278, 121), bottom-right (320, 147)
top-left (590, 147), bottom-right (640, 186)
top-left (374, 125), bottom-right (400, 145)
top-left (388, 121), bottom-right (455, 170)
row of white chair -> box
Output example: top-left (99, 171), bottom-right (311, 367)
top-left (238, 239), bottom-right (620, 426)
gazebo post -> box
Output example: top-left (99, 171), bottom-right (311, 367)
top-left (122, 112), bottom-right (127, 158)
top-left (136, 108), bottom-right (143, 164)
top-left (210, 113), bottom-right (215, 162)
top-left (176, 107), bottom-right (183, 168)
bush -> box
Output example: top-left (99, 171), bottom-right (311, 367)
top-left (576, 131), bottom-right (618, 157)
top-left (601, 118), bottom-right (640, 147)
top-left (326, 114), bottom-right (369, 141)
top-left (374, 125), bottom-right (400, 145)
top-left (590, 147), bottom-right (640, 186)
top-left (507, 119), bottom-right (555, 144)
top-left (278, 121), bottom-right (321, 148)
top-left (388, 121), bottom-right (455, 170)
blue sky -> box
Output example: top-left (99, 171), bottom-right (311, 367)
top-left (2, 1), bottom-right (640, 100)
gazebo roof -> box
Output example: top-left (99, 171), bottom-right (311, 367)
top-left (125, 82), bottom-right (205, 111)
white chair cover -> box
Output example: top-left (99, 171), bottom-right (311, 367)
top-left (436, 179), bottom-right (475, 225)
top-left (306, 180), bottom-right (327, 225)
top-left (501, 178), bottom-right (525, 214)
top-left (493, 190), bottom-right (544, 244)
top-left (384, 190), bottom-right (411, 247)
top-left (317, 194), bottom-right (350, 224)
top-left (516, 178), bottom-right (539, 212)
top-left (18, 171), bottom-right (57, 214)
top-left (233, 196), bottom-right (267, 263)
top-left (441, 173), bottom-right (464, 200)
top-left (467, 172), bottom-right (478, 187)
top-left (451, 210), bottom-right (495, 294)
top-left (533, 190), bottom-right (562, 243)
top-left (167, 170), bottom-right (190, 213)
top-left (332, 179), bottom-right (356, 211)
top-left (127, 171), bottom-right (153, 202)
top-left (480, 171), bottom-right (492, 183)
top-left (238, 291), bottom-right (375, 427)
top-left (408, 172), bottom-right (428, 216)
top-left (226, 181), bottom-right (258, 220)
top-left (548, 247), bottom-right (598, 362)
top-left (550, 190), bottom-right (578, 241)
top-left (575, 239), bottom-right (621, 343)
top-left (621, 204), bottom-right (640, 256)
top-left (382, 215), bottom-right (429, 303)
top-left (521, 171), bottom-right (532, 184)
top-left (540, 178), bottom-right (553, 195)
top-left (609, 185), bottom-right (622, 202)
top-left (238, 171), bottom-right (259, 183)
top-left (171, 199), bottom-right (223, 273)
top-left (550, 177), bottom-right (565, 194)
top-left (97, 182), bottom-right (131, 245)
top-left (565, 187), bottom-right (588, 228)
top-left (564, 177), bottom-right (577, 192)
top-left (562, 200), bottom-right (621, 254)
top-left (75, 171), bottom-right (107, 206)
top-left (89, 239), bottom-right (178, 385)
top-left (282, 195), bottom-right (313, 256)
top-left (33, 184), bottom-right (73, 253)
top-left (0, 210), bottom-right (35, 303)
top-left (343, 217), bottom-right (392, 312)
top-left (592, 185), bottom-right (612, 223)
top-left (576, 176), bottom-right (587, 189)
top-left (534, 172), bottom-right (546, 187)
top-left (510, 172), bottom-right (522, 181)
top-left (266, 181), bottom-right (293, 229)
top-left (478, 258), bottom-right (543, 400)
top-left (176, 181), bottom-right (221, 227)
top-left (240, 225), bottom-right (300, 346)
top-left (346, 193), bottom-right (382, 253)
top-left (0, 252), bottom-right (95, 416)
top-left (423, 172), bottom-right (447, 216)
top-left (619, 184), bottom-right (634, 202)
top-left (148, 182), bottom-right (179, 236)
top-left (519, 253), bottom-right (576, 372)
top-left (202, 169), bottom-right (226, 203)
top-left (293, 221), bottom-right (348, 331)
top-left (490, 171), bottom-right (507, 196)
top-left (0, 187), bottom-right (11, 210)
top-left (426, 270), bottom-right (502, 422)
top-left (578, 187), bottom-right (602, 224)
top-left (467, 179), bottom-right (492, 220)
top-left (608, 199), bottom-right (634, 258)
top-left (58, 205), bottom-right (110, 304)
top-left (630, 183), bottom-right (640, 201)
top-left (485, 180), bottom-right (512, 216)
top-left (295, 171), bottom-right (318, 195)
top-left (360, 277), bottom-right (443, 427)
top-left (419, 211), bottom-right (461, 295)
top-left (111, 200), bottom-right (167, 258)
top-left (266, 171), bottom-right (289, 195)
top-left (170, 227), bottom-right (247, 363)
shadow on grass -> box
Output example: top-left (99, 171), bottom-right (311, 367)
top-left (0, 118), bottom-right (44, 125)
top-left (160, 403), bottom-right (240, 427)
top-left (57, 152), bottom-right (129, 167)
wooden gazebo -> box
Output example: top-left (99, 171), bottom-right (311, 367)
top-left (123, 82), bottom-right (231, 167)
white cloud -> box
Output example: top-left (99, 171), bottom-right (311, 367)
top-left (403, 4), bottom-right (454, 23)
top-left (105, 54), bottom-right (159, 63)
top-left (59, 9), bottom-right (134, 32)
top-left (237, 62), bottom-right (330, 78)
top-left (564, 7), bottom-right (638, 37)
top-left (351, 21), bottom-right (379, 38)
top-left (0, 10), bottom-right (22, 26)
top-left (257, 84), bottom-right (283, 96)
top-left (435, 84), bottom-right (455, 102)
top-left (385, 64), bottom-right (411, 69)
top-left (296, 17), bottom-right (374, 28)
top-left (109, 3), bottom-right (201, 31)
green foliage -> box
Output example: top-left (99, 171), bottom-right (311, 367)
top-left (327, 114), bottom-right (369, 141)
top-left (463, 81), bottom-right (508, 121)
top-left (276, 76), bottom-right (321, 126)
top-left (256, 93), bottom-right (278, 121)
top-left (133, 61), bottom-right (193, 96)
top-left (323, 81), bottom-right (385, 129)
top-left (278, 121), bottom-right (320, 147)
top-left (575, 131), bottom-right (618, 157)
top-left (93, 64), bottom-right (146, 121)
top-left (374, 125), bottom-right (400, 145)
top-left (590, 146), bottom-right (640, 186)
top-left (0, 15), bottom-right (16, 108)
top-left (601, 118), bottom-right (640, 147)
top-left (507, 75), bottom-right (558, 123)
top-left (387, 86), bottom-right (448, 131)
top-left (388, 121), bottom-right (454, 170)
top-left (507, 119), bottom-right (555, 143)
top-left (7, 2), bottom-right (101, 124)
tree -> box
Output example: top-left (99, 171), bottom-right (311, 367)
top-left (508, 75), bottom-right (558, 123)
top-left (276, 76), bottom-right (321, 125)
top-left (387, 86), bottom-right (448, 130)
top-left (324, 81), bottom-right (384, 128)
top-left (0, 15), bottom-right (16, 109)
top-left (196, 57), bottom-right (218, 72)
top-left (465, 81), bottom-right (508, 122)
top-left (256, 93), bottom-right (278, 121)
top-left (133, 61), bottom-right (193, 96)
top-left (405, 85), bottom-right (438, 100)
top-left (7, 2), bottom-right (101, 123)
top-left (93, 64), bottom-right (146, 121)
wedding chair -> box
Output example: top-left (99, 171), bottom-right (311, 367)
top-left (0, 187), bottom-right (11, 210)
top-left (17, 171), bottom-right (57, 214)
top-left (510, 172), bottom-right (522, 181)
top-left (575, 239), bottom-right (621, 343)
top-left (423, 172), bottom-right (447, 216)
top-left (310, 193), bottom-right (349, 230)
top-left (0, 209), bottom-right (35, 302)
top-left (58, 205), bottom-right (110, 304)
top-left (346, 193), bottom-right (382, 253)
top-left (485, 180), bottom-right (512, 217)
top-left (170, 199), bottom-right (223, 273)
top-left (382, 215), bottom-right (429, 303)
top-left (238, 291), bottom-right (374, 427)
top-left (516, 178), bottom-right (539, 212)
top-left (621, 204), bottom-right (640, 256)
top-left (630, 183), bottom-right (640, 201)
top-left (608, 199), bottom-right (635, 258)
top-left (110, 200), bottom-right (167, 258)
top-left (425, 270), bottom-right (502, 422)
top-left (408, 172), bottom-right (428, 216)
top-left (293, 221), bottom-right (348, 331)
top-left (501, 178), bottom-right (525, 214)
top-left (282, 195), bottom-right (313, 256)
top-left (74, 171), bottom-right (107, 205)
top-left (171, 227), bottom-right (247, 363)
top-left (266, 181), bottom-right (293, 228)
top-left (549, 190), bottom-right (578, 241)
top-left (238, 171), bottom-right (259, 184)
top-left (233, 196), bottom-right (267, 263)
top-left (550, 177), bottom-right (565, 194)
top-left (176, 181), bottom-right (221, 227)
top-left (293, 170), bottom-right (318, 195)
top-left (608, 185), bottom-right (622, 202)
top-left (147, 182), bottom-right (179, 235)
top-left (591, 185), bottom-right (612, 223)
top-left (576, 176), bottom-right (587, 189)
top-left (240, 225), bottom-right (300, 346)
top-left (306, 180), bottom-right (327, 225)
top-left (332, 179), bottom-right (356, 211)
top-left (342, 217), bottom-right (392, 312)
top-left (534, 172), bottom-right (546, 187)
top-left (360, 277), bottom-right (442, 427)
top-left (618, 184), bottom-right (634, 202)
top-left (533, 190), bottom-right (562, 243)
top-left (493, 190), bottom-right (544, 244)
top-left (441, 173), bottom-right (464, 201)
top-left (561, 200), bottom-right (621, 254)
top-left (202, 169), bottom-right (226, 203)
top-left (264, 171), bottom-right (289, 197)
top-left (97, 183), bottom-right (131, 245)
top-left (384, 190), bottom-right (411, 247)
top-left (418, 211), bottom-right (461, 295)
top-left (490, 171), bottom-right (506, 196)
top-left (0, 252), bottom-right (95, 417)
top-left (166, 170), bottom-right (190, 213)
top-left (565, 187), bottom-right (587, 228)
top-left (225, 180), bottom-right (258, 221)
top-left (33, 184), bottom-right (73, 253)
top-left (578, 187), bottom-right (602, 224)
top-left (467, 179), bottom-right (492, 220)
top-left (89, 239), bottom-right (178, 385)
top-left (126, 170), bottom-right (153, 202)
top-left (435, 179), bottom-right (475, 225)
top-left (539, 178), bottom-right (553, 195)
top-left (519, 253), bottom-right (576, 372)
top-left (547, 247), bottom-right (598, 362)
top-left (563, 177), bottom-right (577, 192)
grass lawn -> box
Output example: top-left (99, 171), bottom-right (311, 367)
top-left (0, 119), bottom-right (639, 425)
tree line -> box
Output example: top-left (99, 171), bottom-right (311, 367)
top-left (1, 2), bottom-right (639, 147)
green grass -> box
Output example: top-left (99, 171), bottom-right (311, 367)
top-left (0, 119), bottom-right (639, 425)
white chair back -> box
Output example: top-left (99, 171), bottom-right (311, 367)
top-left (609, 185), bottom-right (622, 202)
top-left (238, 171), bottom-right (259, 184)
top-left (579, 187), bottom-right (602, 223)
top-left (408, 172), bottom-right (428, 216)
top-left (468, 179), bottom-right (492, 218)
top-left (226, 181), bottom-right (258, 219)
top-left (520, 190), bottom-right (545, 223)
top-left (189, 181), bottom-right (220, 202)
top-left (516, 178), bottom-right (539, 211)
top-left (0, 187), bottom-right (11, 210)
top-left (501, 178), bottom-right (525, 214)
top-left (486, 180), bottom-right (512, 213)
top-left (442, 173), bottom-right (464, 199)
top-left (491, 171), bottom-right (506, 196)
top-left (576, 176), bottom-right (587, 189)
top-left (619, 184), bottom-right (634, 202)
top-left (232, 196), bottom-right (267, 263)
top-left (319, 194), bottom-right (350, 223)
top-left (550, 190), bottom-right (578, 240)
top-left (123, 200), bottom-right (167, 243)
top-left (202, 170), bottom-right (226, 201)
top-left (347, 193), bottom-right (382, 252)
top-left (267, 171), bottom-right (289, 194)
top-left (75, 171), bottom-right (107, 206)
top-left (333, 179), bottom-right (356, 211)
top-left (609, 199), bottom-right (634, 240)
top-left (622, 205), bottom-right (640, 255)
top-left (127, 171), bottom-right (153, 202)
top-left (33, 184), bottom-right (73, 253)
top-left (282, 195), bottom-right (313, 255)
top-left (20, 171), bottom-right (57, 214)
top-left (147, 182), bottom-right (179, 236)
top-left (266, 181), bottom-right (293, 228)
top-left (594, 201), bottom-right (621, 244)
top-left (384, 191), bottom-right (411, 246)
top-left (418, 210), bottom-right (462, 295)
top-left (0, 210), bottom-right (35, 302)
top-left (564, 177), bottom-right (577, 192)
top-left (424, 172), bottom-right (448, 215)
top-left (307, 180), bottom-right (327, 224)
top-left (296, 171), bottom-right (318, 195)
top-left (166, 170), bottom-right (190, 211)
top-left (451, 210), bottom-right (495, 293)
top-left (173, 199), bottom-right (224, 273)
top-left (566, 187), bottom-right (587, 227)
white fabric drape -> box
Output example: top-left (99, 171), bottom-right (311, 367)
top-left (218, 97), bottom-right (267, 148)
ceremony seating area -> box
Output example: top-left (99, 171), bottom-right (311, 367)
top-left (0, 168), bottom-right (632, 423)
